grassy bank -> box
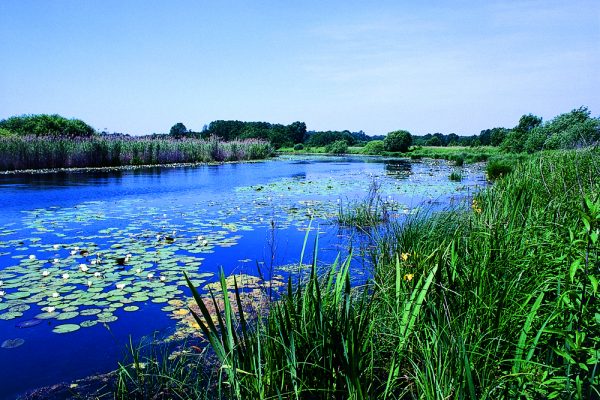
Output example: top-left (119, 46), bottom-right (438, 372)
top-left (0, 136), bottom-right (273, 171)
top-left (114, 149), bottom-right (599, 399)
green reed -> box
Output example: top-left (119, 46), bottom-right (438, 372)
top-left (0, 135), bottom-right (273, 170)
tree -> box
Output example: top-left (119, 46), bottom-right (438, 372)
top-left (169, 122), bottom-right (188, 137)
top-left (384, 130), bottom-right (412, 152)
top-left (0, 114), bottom-right (95, 137)
top-left (502, 113), bottom-right (543, 152)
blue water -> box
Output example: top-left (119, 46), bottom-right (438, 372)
top-left (0, 155), bottom-right (485, 399)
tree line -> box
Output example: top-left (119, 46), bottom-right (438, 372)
top-left (2, 106), bottom-right (598, 155)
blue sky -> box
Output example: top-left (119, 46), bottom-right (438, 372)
top-left (1, 1), bottom-right (598, 136)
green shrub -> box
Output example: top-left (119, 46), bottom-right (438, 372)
top-left (293, 143), bottom-right (304, 151)
top-left (486, 156), bottom-right (515, 180)
top-left (362, 140), bottom-right (385, 155)
top-left (325, 139), bottom-right (348, 155)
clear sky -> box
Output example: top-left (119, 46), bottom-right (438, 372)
top-left (1, 1), bottom-right (598, 136)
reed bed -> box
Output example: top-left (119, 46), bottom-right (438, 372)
top-left (0, 135), bottom-right (273, 170)
top-left (115, 149), bottom-right (599, 399)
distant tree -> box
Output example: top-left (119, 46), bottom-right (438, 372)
top-left (502, 113), bottom-right (543, 152)
top-left (489, 127), bottom-right (509, 146)
top-left (384, 130), bottom-right (412, 152)
top-left (426, 136), bottom-right (442, 146)
top-left (0, 114), bottom-right (95, 137)
top-left (288, 121), bottom-right (307, 144)
top-left (169, 122), bottom-right (188, 137)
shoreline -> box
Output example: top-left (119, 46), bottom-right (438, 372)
top-left (0, 158), bottom-right (272, 176)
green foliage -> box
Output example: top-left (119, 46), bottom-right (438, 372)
top-left (115, 337), bottom-right (213, 399)
top-left (0, 128), bottom-right (12, 137)
top-left (524, 106), bottom-right (600, 152)
top-left (486, 156), bottom-right (516, 180)
top-left (0, 114), bottom-right (96, 137)
top-left (384, 130), bottom-right (412, 152)
top-left (325, 139), bottom-right (348, 154)
top-left (293, 143), bottom-right (304, 151)
top-left (426, 136), bottom-right (442, 146)
top-left (449, 171), bottom-right (462, 181)
top-left (361, 140), bottom-right (384, 155)
top-left (169, 122), bottom-right (188, 137)
top-left (337, 179), bottom-right (389, 228)
top-left (206, 120), bottom-right (306, 148)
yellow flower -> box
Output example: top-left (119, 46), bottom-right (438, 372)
top-left (403, 273), bottom-right (414, 281)
top-left (401, 252), bottom-right (410, 261)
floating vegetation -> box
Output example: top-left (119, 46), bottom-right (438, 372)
top-left (0, 156), bottom-right (484, 341)
top-left (52, 324), bottom-right (81, 334)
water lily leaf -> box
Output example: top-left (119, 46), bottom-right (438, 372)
top-left (123, 306), bottom-right (139, 312)
top-left (0, 311), bottom-right (23, 320)
top-left (52, 324), bottom-right (81, 334)
top-left (97, 314), bottom-right (118, 323)
top-left (56, 311), bottom-right (79, 320)
top-left (8, 304), bottom-right (30, 313)
top-left (35, 311), bottom-right (59, 319)
top-left (80, 320), bottom-right (98, 328)
top-left (80, 308), bottom-right (102, 316)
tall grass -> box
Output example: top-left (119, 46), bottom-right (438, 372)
top-left (115, 149), bottom-right (599, 399)
top-left (337, 179), bottom-right (390, 229)
top-left (0, 135), bottom-right (273, 170)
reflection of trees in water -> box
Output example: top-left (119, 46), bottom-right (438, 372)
top-left (384, 160), bottom-right (412, 179)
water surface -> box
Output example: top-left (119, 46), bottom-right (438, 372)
top-left (0, 155), bottom-right (484, 399)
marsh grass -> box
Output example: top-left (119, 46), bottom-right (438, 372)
top-left (115, 149), bottom-right (599, 399)
top-left (337, 179), bottom-right (390, 229)
top-left (449, 171), bottom-right (462, 181)
top-left (0, 135), bottom-right (272, 170)
top-left (115, 337), bottom-right (214, 400)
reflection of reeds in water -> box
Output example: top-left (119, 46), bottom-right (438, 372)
top-left (0, 135), bottom-right (272, 170)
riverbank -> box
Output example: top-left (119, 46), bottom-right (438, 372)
top-left (113, 149), bottom-right (599, 399)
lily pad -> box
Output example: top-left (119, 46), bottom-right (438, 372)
top-left (52, 324), bottom-right (81, 334)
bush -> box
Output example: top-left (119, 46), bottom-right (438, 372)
top-left (0, 114), bottom-right (96, 137)
top-left (293, 143), bottom-right (304, 151)
top-left (362, 140), bottom-right (384, 155)
top-left (449, 171), bottom-right (462, 181)
top-left (486, 157), bottom-right (515, 180)
top-left (326, 140), bottom-right (348, 155)
top-left (384, 130), bottom-right (412, 152)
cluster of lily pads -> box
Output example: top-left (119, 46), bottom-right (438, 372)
top-left (0, 159), bottom-right (483, 345)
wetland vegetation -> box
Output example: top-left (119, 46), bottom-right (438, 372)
top-left (0, 106), bottom-right (598, 399)
top-left (113, 149), bottom-right (599, 400)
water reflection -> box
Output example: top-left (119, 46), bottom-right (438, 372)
top-left (384, 159), bottom-right (412, 179)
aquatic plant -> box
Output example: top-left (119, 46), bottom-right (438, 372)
top-left (337, 178), bottom-right (390, 228)
top-left (0, 135), bottom-right (272, 171)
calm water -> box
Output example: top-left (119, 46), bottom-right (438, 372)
top-left (0, 155), bottom-right (484, 399)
